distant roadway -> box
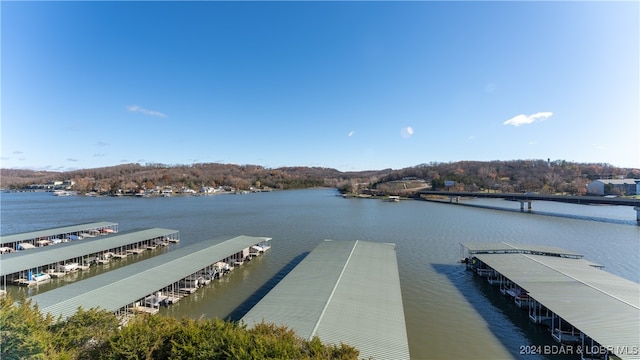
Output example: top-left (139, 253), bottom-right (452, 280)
top-left (417, 191), bottom-right (640, 207)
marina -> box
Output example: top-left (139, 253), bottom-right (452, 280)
top-left (1, 189), bottom-right (638, 359)
top-left (242, 239), bottom-right (410, 360)
top-left (27, 235), bottom-right (272, 322)
top-left (0, 221), bottom-right (119, 253)
top-left (1, 228), bottom-right (180, 287)
top-left (462, 242), bottom-right (640, 360)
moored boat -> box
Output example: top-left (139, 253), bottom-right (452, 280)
top-left (0, 247), bottom-right (15, 254)
top-left (57, 263), bottom-right (80, 272)
top-left (32, 272), bottom-right (52, 283)
top-left (53, 190), bottom-right (76, 196)
top-left (16, 272), bottom-right (52, 286)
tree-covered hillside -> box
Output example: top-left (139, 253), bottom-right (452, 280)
top-left (1, 160), bottom-right (637, 196)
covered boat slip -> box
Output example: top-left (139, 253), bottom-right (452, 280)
top-left (1, 228), bottom-right (180, 285)
top-left (0, 222), bottom-right (119, 252)
top-left (28, 235), bottom-right (272, 320)
top-left (241, 240), bottom-right (410, 360)
top-left (463, 243), bottom-right (640, 360)
top-left (460, 241), bottom-right (584, 259)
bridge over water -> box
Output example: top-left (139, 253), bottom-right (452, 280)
top-left (417, 191), bottom-right (640, 224)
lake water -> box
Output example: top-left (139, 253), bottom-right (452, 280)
top-left (1, 189), bottom-right (638, 359)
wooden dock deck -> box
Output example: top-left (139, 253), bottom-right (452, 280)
top-left (132, 305), bottom-right (159, 315)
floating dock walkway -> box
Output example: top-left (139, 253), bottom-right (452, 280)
top-left (462, 242), bottom-right (640, 360)
top-left (242, 240), bottom-right (410, 360)
top-left (1, 228), bottom-right (180, 287)
top-left (0, 222), bottom-right (119, 253)
top-left (27, 235), bottom-right (271, 321)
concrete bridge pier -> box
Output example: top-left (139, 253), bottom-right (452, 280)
top-left (519, 200), bottom-right (532, 212)
top-left (635, 207), bottom-right (640, 224)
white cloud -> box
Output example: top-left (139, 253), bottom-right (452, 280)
top-left (484, 82), bottom-right (497, 93)
top-left (503, 112), bottom-right (552, 126)
top-left (127, 105), bottom-right (167, 118)
top-left (400, 126), bottom-right (414, 138)
top-left (348, 131), bottom-right (356, 137)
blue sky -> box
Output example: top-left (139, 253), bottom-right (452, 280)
top-left (2, 1), bottom-right (638, 172)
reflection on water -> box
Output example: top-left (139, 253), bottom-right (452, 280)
top-left (2, 190), bottom-right (638, 360)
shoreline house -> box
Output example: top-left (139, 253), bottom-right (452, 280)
top-left (587, 179), bottom-right (640, 196)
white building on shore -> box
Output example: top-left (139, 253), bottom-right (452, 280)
top-left (587, 179), bottom-right (640, 196)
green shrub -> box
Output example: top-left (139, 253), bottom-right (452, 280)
top-left (0, 296), bottom-right (359, 360)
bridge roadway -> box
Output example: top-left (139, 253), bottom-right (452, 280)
top-left (418, 191), bottom-right (640, 223)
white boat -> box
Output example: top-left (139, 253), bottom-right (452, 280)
top-left (17, 243), bottom-right (36, 250)
top-left (214, 261), bottom-right (232, 274)
top-left (17, 272), bottom-right (52, 286)
top-left (53, 190), bottom-right (76, 196)
top-left (0, 246), bottom-right (15, 254)
top-left (36, 239), bottom-right (52, 247)
top-left (126, 248), bottom-right (146, 254)
top-left (145, 292), bottom-right (169, 308)
top-left (57, 263), bottom-right (80, 272)
top-left (32, 273), bottom-right (52, 282)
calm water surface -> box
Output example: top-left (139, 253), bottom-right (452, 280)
top-left (2, 189), bottom-right (638, 360)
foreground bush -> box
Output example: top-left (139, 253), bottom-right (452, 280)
top-left (0, 295), bottom-right (359, 360)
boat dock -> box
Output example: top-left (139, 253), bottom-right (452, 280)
top-left (241, 240), bottom-right (410, 360)
top-left (0, 222), bottom-right (119, 253)
top-left (26, 235), bottom-right (272, 321)
top-left (1, 228), bottom-right (180, 287)
top-left (462, 242), bottom-right (640, 360)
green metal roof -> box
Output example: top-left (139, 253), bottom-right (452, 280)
top-left (242, 240), bottom-right (410, 360)
top-left (461, 241), bottom-right (584, 258)
top-left (1, 228), bottom-right (179, 276)
top-left (475, 253), bottom-right (640, 360)
top-left (0, 222), bottom-right (118, 246)
top-left (29, 235), bottom-right (271, 320)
